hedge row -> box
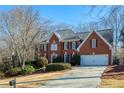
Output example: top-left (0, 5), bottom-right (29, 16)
top-left (46, 63), bottom-right (71, 71)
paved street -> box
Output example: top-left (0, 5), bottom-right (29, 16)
top-left (41, 66), bottom-right (106, 88)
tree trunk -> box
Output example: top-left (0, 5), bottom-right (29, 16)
top-left (22, 49), bottom-right (26, 70)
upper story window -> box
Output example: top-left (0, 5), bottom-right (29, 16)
top-left (51, 43), bottom-right (57, 51)
top-left (72, 42), bottom-right (76, 49)
top-left (64, 42), bottom-right (68, 50)
top-left (91, 39), bottom-right (97, 48)
top-left (44, 44), bottom-right (47, 51)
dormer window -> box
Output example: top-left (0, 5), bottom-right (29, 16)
top-left (91, 39), bottom-right (97, 48)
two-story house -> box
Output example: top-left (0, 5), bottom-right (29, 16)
top-left (35, 29), bottom-right (113, 66)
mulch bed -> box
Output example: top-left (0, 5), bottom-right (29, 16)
top-left (102, 65), bottom-right (124, 80)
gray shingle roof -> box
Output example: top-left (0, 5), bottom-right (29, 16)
top-left (40, 29), bottom-right (113, 45)
top-left (76, 29), bottom-right (113, 45)
top-left (55, 29), bottom-right (80, 41)
top-left (40, 32), bottom-right (53, 43)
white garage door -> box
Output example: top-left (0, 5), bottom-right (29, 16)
top-left (80, 54), bottom-right (108, 66)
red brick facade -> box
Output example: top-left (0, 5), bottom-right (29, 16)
top-left (39, 34), bottom-right (80, 62)
top-left (36, 31), bottom-right (112, 65)
top-left (78, 31), bottom-right (112, 65)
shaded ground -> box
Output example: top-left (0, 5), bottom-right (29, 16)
top-left (41, 66), bottom-right (106, 88)
top-left (100, 65), bottom-right (124, 88)
top-left (0, 70), bottom-right (69, 88)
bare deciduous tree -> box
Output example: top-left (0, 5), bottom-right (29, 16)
top-left (0, 6), bottom-right (47, 69)
top-left (85, 6), bottom-right (124, 52)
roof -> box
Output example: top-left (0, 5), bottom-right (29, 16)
top-left (40, 29), bottom-right (113, 45)
top-left (76, 29), bottom-right (113, 45)
top-left (40, 31), bottom-right (53, 43)
top-left (77, 30), bottom-right (112, 51)
top-left (55, 29), bottom-right (80, 41)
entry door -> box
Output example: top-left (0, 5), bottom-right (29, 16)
top-left (51, 54), bottom-right (57, 62)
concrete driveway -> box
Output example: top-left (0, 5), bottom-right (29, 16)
top-left (41, 66), bottom-right (106, 88)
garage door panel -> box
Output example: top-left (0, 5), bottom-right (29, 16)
top-left (81, 55), bottom-right (108, 66)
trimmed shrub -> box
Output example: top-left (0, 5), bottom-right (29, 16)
top-left (53, 56), bottom-right (63, 63)
top-left (3, 63), bottom-right (12, 72)
top-left (71, 54), bottom-right (80, 66)
top-left (113, 57), bottom-right (120, 65)
top-left (0, 63), bottom-right (4, 72)
top-left (0, 71), bottom-right (5, 79)
top-left (25, 59), bottom-right (37, 68)
top-left (21, 65), bottom-right (35, 75)
top-left (37, 57), bottom-right (48, 67)
top-left (25, 60), bottom-right (34, 66)
top-left (46, 63), bottom-right (71, 71)
top-left (6, 67), bottom-right (21, 76)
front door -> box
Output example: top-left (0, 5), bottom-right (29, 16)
top-left (51, 53), bottom-right (57, 63)
top-left (64, 52), bottom-right (67, 62)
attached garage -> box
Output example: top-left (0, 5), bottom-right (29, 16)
top-left (77, 31), bottom-right (112, 65)
top-left (80, 54), bottom-right (108, 66)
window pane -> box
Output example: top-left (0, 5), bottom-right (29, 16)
top-left (64, 42), bottom-right (67, 50)
top-left (92, 39), bottom-right (96, 48)
top-left (72, 42), bottom-right (76, 49)
top-left (51, 44), bottom-right (57, 50)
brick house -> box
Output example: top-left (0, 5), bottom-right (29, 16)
top-left (35, 29), bottom-right (113, 66)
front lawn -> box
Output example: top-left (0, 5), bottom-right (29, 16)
top-left (0, 56), bottom-right (72, 88)
top-left (0, 70), bottom-right (69, 88)
top-left (100, 65), bottom-right (124, 88)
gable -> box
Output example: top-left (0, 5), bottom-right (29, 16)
top-left (49, 33), bottom-right (59, 43)
top-left (77, 31), bottom-right (112, 51)
top-left (76, 29), bottom-right (113, 45)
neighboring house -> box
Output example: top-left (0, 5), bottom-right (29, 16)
top-left (35, 29), bottom-right (113, 66)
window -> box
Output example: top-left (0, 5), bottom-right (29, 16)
top-left (64, 52), bottom-right (67, 62)
top-left (51, 53), bottom-right (57, 62)
top-left (91, 39), bottom-right (97, 48)
top-left (76, 42), bottom-right (78, 48)
top-left (64, 42), bottom-right (68, 50)
top-left (44, 44), bottom-right (47, 51)
top-left (51, 44), bottom-right (57, 51)
top-left (72, 42), bottom-right (76, 49)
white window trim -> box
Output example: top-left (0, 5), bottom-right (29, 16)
top-left (92, 39), bottom-right (97, 48)
top-left (72, 42), bottom-right (76, 50)
top-left (51, 53), bottom-right (57, 63)
top-left (64, 52), bottom-right (67, 62)
top-left (64, 42), bottom-right (68, 50)
top-left (51, 43), bottom-right (57, 51)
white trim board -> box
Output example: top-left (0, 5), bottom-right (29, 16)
top-left (77, 30), bottom-right (112, 51)
top-left (54, 32), bottom-right (62, 41)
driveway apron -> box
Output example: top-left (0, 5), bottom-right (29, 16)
top-left (41, 66), bottom-right (106, 88)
